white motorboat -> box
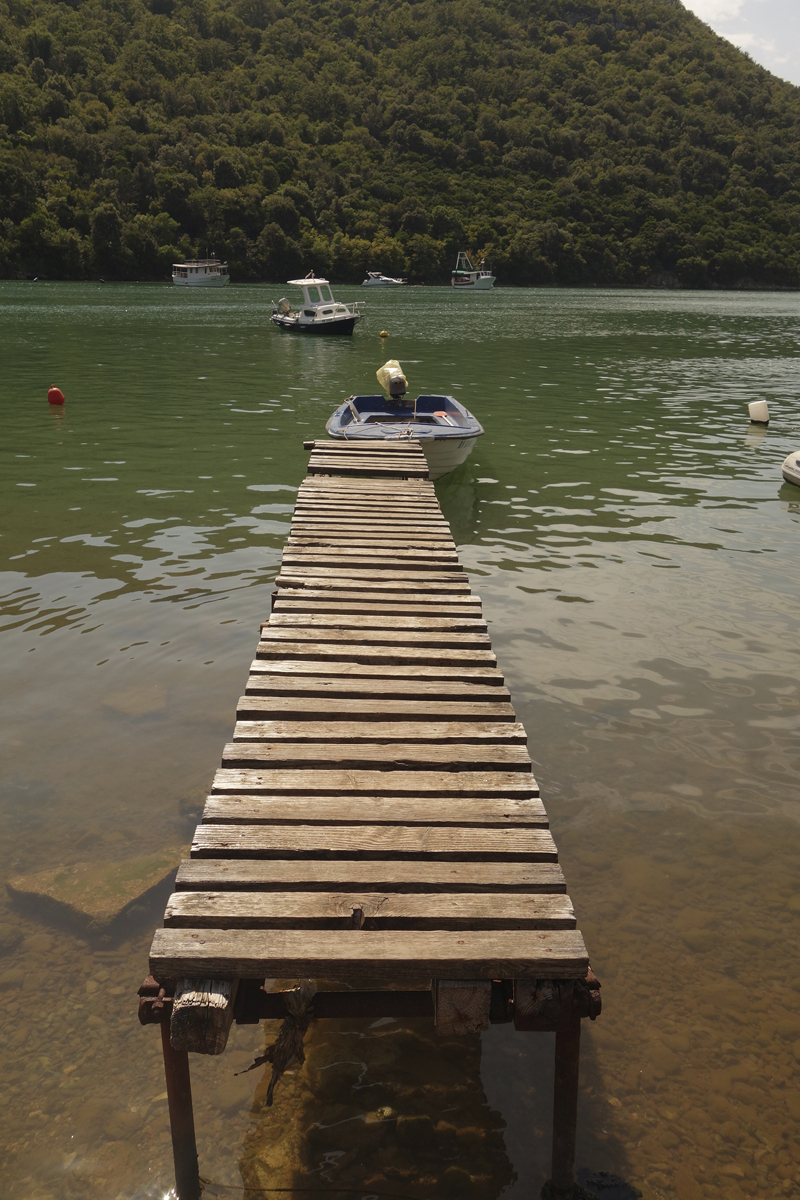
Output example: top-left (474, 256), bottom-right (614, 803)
top-left (451, 251), bottom-right (495, 290)
top-left (172, 258), bottom-right (229, 287)
top-left (325, 360), bottom-right (484, 480)
top-left (270, 275), bottom-right (363, 334)
top-left (362, 271), bottom-right (407, 287)
top-left (782, 451), bottom-right (800, 487)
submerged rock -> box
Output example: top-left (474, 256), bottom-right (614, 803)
top-left (6, 849), bottom-right (181, 934)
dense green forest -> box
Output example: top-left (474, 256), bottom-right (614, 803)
top-left (1, 0), bottom-right (800, 285)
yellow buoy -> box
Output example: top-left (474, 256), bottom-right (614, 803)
top-left (380, 330), bottom-right (388, 338)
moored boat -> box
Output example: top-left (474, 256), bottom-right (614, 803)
top-left (362, 271), bottom-right (407, 287)
top-left (271, 275), bottom-right (362, 334)
top-left (172, 258), bottom-right (229, 287)
top-left (325, 360), bottom-right (483, 480)
top-left (782, 451), bottom-right (800, 487)
top-left (451, 251), bottom-right (495, 290)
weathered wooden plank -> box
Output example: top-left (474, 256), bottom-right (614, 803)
top-left (150, 927), bottom-right (589, 982)
top-left (164, 891), bottom-right (575, 930)
top-left (246, 666), bottom-right (507, 691)
top-left (294, 498), bottom-right (440, 509)
top-left (212, 768), bottom-right (538, 796)
top-left (280, 558), bottom-right (463, 575)
top-left (299, 492), bottom-right (434, 501)
top-left (232, 720), bottom-right (525, 742)
top-left (292, 511), bottom-right (443, 522)
top-left (192, 823), bottom-right (552, 860)
top-left (175, 858), bottom-right (568, 894)
top-left (201, 794), bottom-right (547, 828)
top-left (307, 452), bottom-right (427, 460)
top-left (275, 572), bottom-right (472, 592)
top-left (295, 494), bottom-right (438, 501)
top-left (297, 489), bottom-right (436, 500)
top-left (306, 452), bottom-right (427, 463)
top-left (307, 451), bottom-right (427, 459)
top-left (256, 643), bottom-right (494, 672)
top-left (219, 741), bottom-right (531, 771)
top-left (308, 466), bottom-right (428, 478)
top-left (287, 538), bottom-right (456, 550)
top-left (290, 519), bottom-right (451, 531)
top-left (283, 547), bottom-right (455, 559)
top-left (269, 613), bottom-right (487, 632)
top-left (259, 629), bottom-right (491, 650)
top-left (272, 600), bottom-right (483, 620)
top-left (306, 468), bottom-right (430, 476)
top-left (290, 529), bottom-right (452, 542)
top-left (293, 502), bottom-right (440, 511)
top-left (273, 589), bottom-right (480, 610)
top-left (235, 696), bottom-right (516, 721)
top-left (255, 643), bottom-right (496, 667)
top-left (303, 439), bottom-right (427, 453)
top-left (293, 502), bottom-right (441, 509)
top-left (170, 978), bottom-right (237, 1055)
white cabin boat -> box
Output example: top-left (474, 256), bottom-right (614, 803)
top-left (172, 258), bottom-right (229, 287)
top-left (362, 271), bottom-right (407, 287)
top-left (270, 275), bottom-right (363, 335)
top-left (451, 251), bottom-right (495, 290)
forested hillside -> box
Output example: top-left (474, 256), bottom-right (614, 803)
top-left (2, 0), bottom-right (800, 285)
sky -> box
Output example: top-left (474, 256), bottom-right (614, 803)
top-left (683, 0), bottom-right (800, 86)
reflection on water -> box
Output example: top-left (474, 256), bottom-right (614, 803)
top-left (1, 283), bottom-right (800, 1199)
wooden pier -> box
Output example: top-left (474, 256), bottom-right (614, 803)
top-left (139, 439), bottom-right (600, 1200)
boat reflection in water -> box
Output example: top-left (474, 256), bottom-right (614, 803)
top-left (325, 359), bottom-right (484, 480)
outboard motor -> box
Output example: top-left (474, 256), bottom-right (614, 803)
top-left (376, 359), bottom-right (408, 404)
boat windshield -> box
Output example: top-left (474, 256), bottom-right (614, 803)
top-left (305, 286), bottom-right (321, 303)
top-left (319, 285), bottom-right (333, 302)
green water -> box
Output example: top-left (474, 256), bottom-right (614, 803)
top-left (1, 281), bottom-right (800, 1200)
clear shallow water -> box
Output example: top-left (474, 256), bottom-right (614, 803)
top-left (1, 282), bottom-right (800, 1200)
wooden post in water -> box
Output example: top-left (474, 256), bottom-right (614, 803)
top-left (550, 1014), bottom-right (582, 1197)
top-left (160, 1022), bottom-right (201, 1200)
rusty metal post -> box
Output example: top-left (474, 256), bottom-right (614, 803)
top-left (550, 1014), bottom-right (581, 1196)
top-left (160, 1021), bottom-right (201, 1200)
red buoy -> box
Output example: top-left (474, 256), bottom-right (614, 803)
top-left (47, 386), bottom-right (65, 406)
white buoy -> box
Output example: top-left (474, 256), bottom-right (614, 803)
top-left (748, 400), bottom-right (769, 424)
top-left (781, 451), bottom-right (800, 488)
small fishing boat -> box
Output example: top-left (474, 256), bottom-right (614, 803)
top-left (325, 360), bottom-right (483, 480)
top-left (362, 271), bottom-right (407, 287)
top-left (172, 258), bottom-right (229, 287)
top-left (782, 451), bottom-right (800, 487)
top-left (451, 251), bottom-right (495, 290)
top-left (271, 275), bottom-right (362, 334)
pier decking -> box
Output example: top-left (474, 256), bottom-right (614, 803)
top-left (140, 439), bottom-right (599, 1200)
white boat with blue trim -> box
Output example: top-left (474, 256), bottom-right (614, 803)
top-left (325, 360), bottom-right (483, 480)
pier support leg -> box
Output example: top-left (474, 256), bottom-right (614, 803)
top-left (549, 1015), bottom-right (581, 1198)
top-left (161, 1021), bottom-right (201, 1200)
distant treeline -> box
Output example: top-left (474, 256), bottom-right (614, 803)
top-left (2, 0), bottom-right (800, 286)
